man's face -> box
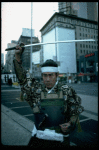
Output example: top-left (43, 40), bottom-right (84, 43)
top-left (42, 72), bottom-right (57, 89)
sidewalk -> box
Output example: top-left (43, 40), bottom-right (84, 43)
top-left (1, 104), bottom-right (34, 146)
top-left (1, 104), bottom-right (77, 147)
top-left (78, 94), bottom-right (98, 121)
top-left (1, 93), bottom-right (98, 147)
top-left (1, 84), bottom-right (21, 89)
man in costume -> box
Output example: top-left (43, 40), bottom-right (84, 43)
top-left (13, 43), bottom-right (84, 147)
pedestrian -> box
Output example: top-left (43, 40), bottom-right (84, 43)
top-left (13, 43), bottom-right (84, 148)
top-left (10, 78), bottom-right (12, 85)
top-left (8, 78), bottom-right (12, 86)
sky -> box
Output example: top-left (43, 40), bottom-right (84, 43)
top-left (1, 2), bottom-right (58, 62)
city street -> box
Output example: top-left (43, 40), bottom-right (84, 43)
top-left (67, 82), bottom-right (98, 97)
top-left (1, 83), bottom-right (98, 147)
top-left (2, 2), bottom-right (98, 148)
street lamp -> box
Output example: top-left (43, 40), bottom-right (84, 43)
top-left (10, 70), bottom-right (12, 74)
top-left (30, 2), bottom-right (33, 75)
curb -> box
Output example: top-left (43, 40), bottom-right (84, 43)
top-left (1, 104), bottom-right (34, 132)
top-left (1, 104), bottom-right (34, 145)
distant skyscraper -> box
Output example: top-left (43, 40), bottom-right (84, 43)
top-left (17, 33), bottom-right (41, 71)
top-left (1, 53), bottom-right (4, 66)
top-left (5, 40), bottom-right (17, 73)
top-left (22, 28), bottom-right (35, 37)
top-left (58, 2), bottom-right (98, 21)
top-left (87, 2), bottom-right (98, 21)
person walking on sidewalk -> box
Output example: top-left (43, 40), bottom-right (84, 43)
top-left (13, 43), bottom-right (84, 148)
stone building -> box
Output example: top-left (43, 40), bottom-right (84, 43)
top-left (79, 51), bottom-right (98, 82)
top-left (40, 12), bottom-right (98, 75)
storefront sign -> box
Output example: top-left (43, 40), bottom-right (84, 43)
top-left (59, 74), bottom-right (66, 77)
top-left (85, 53), bottom-right (95, 58)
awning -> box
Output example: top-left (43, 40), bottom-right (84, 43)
top-left (78, 72), bottom-right (95, 76)
top-left (78, 72), bottom-right (84, 76)
top-left (85, 73), bottom-right (95, 76)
